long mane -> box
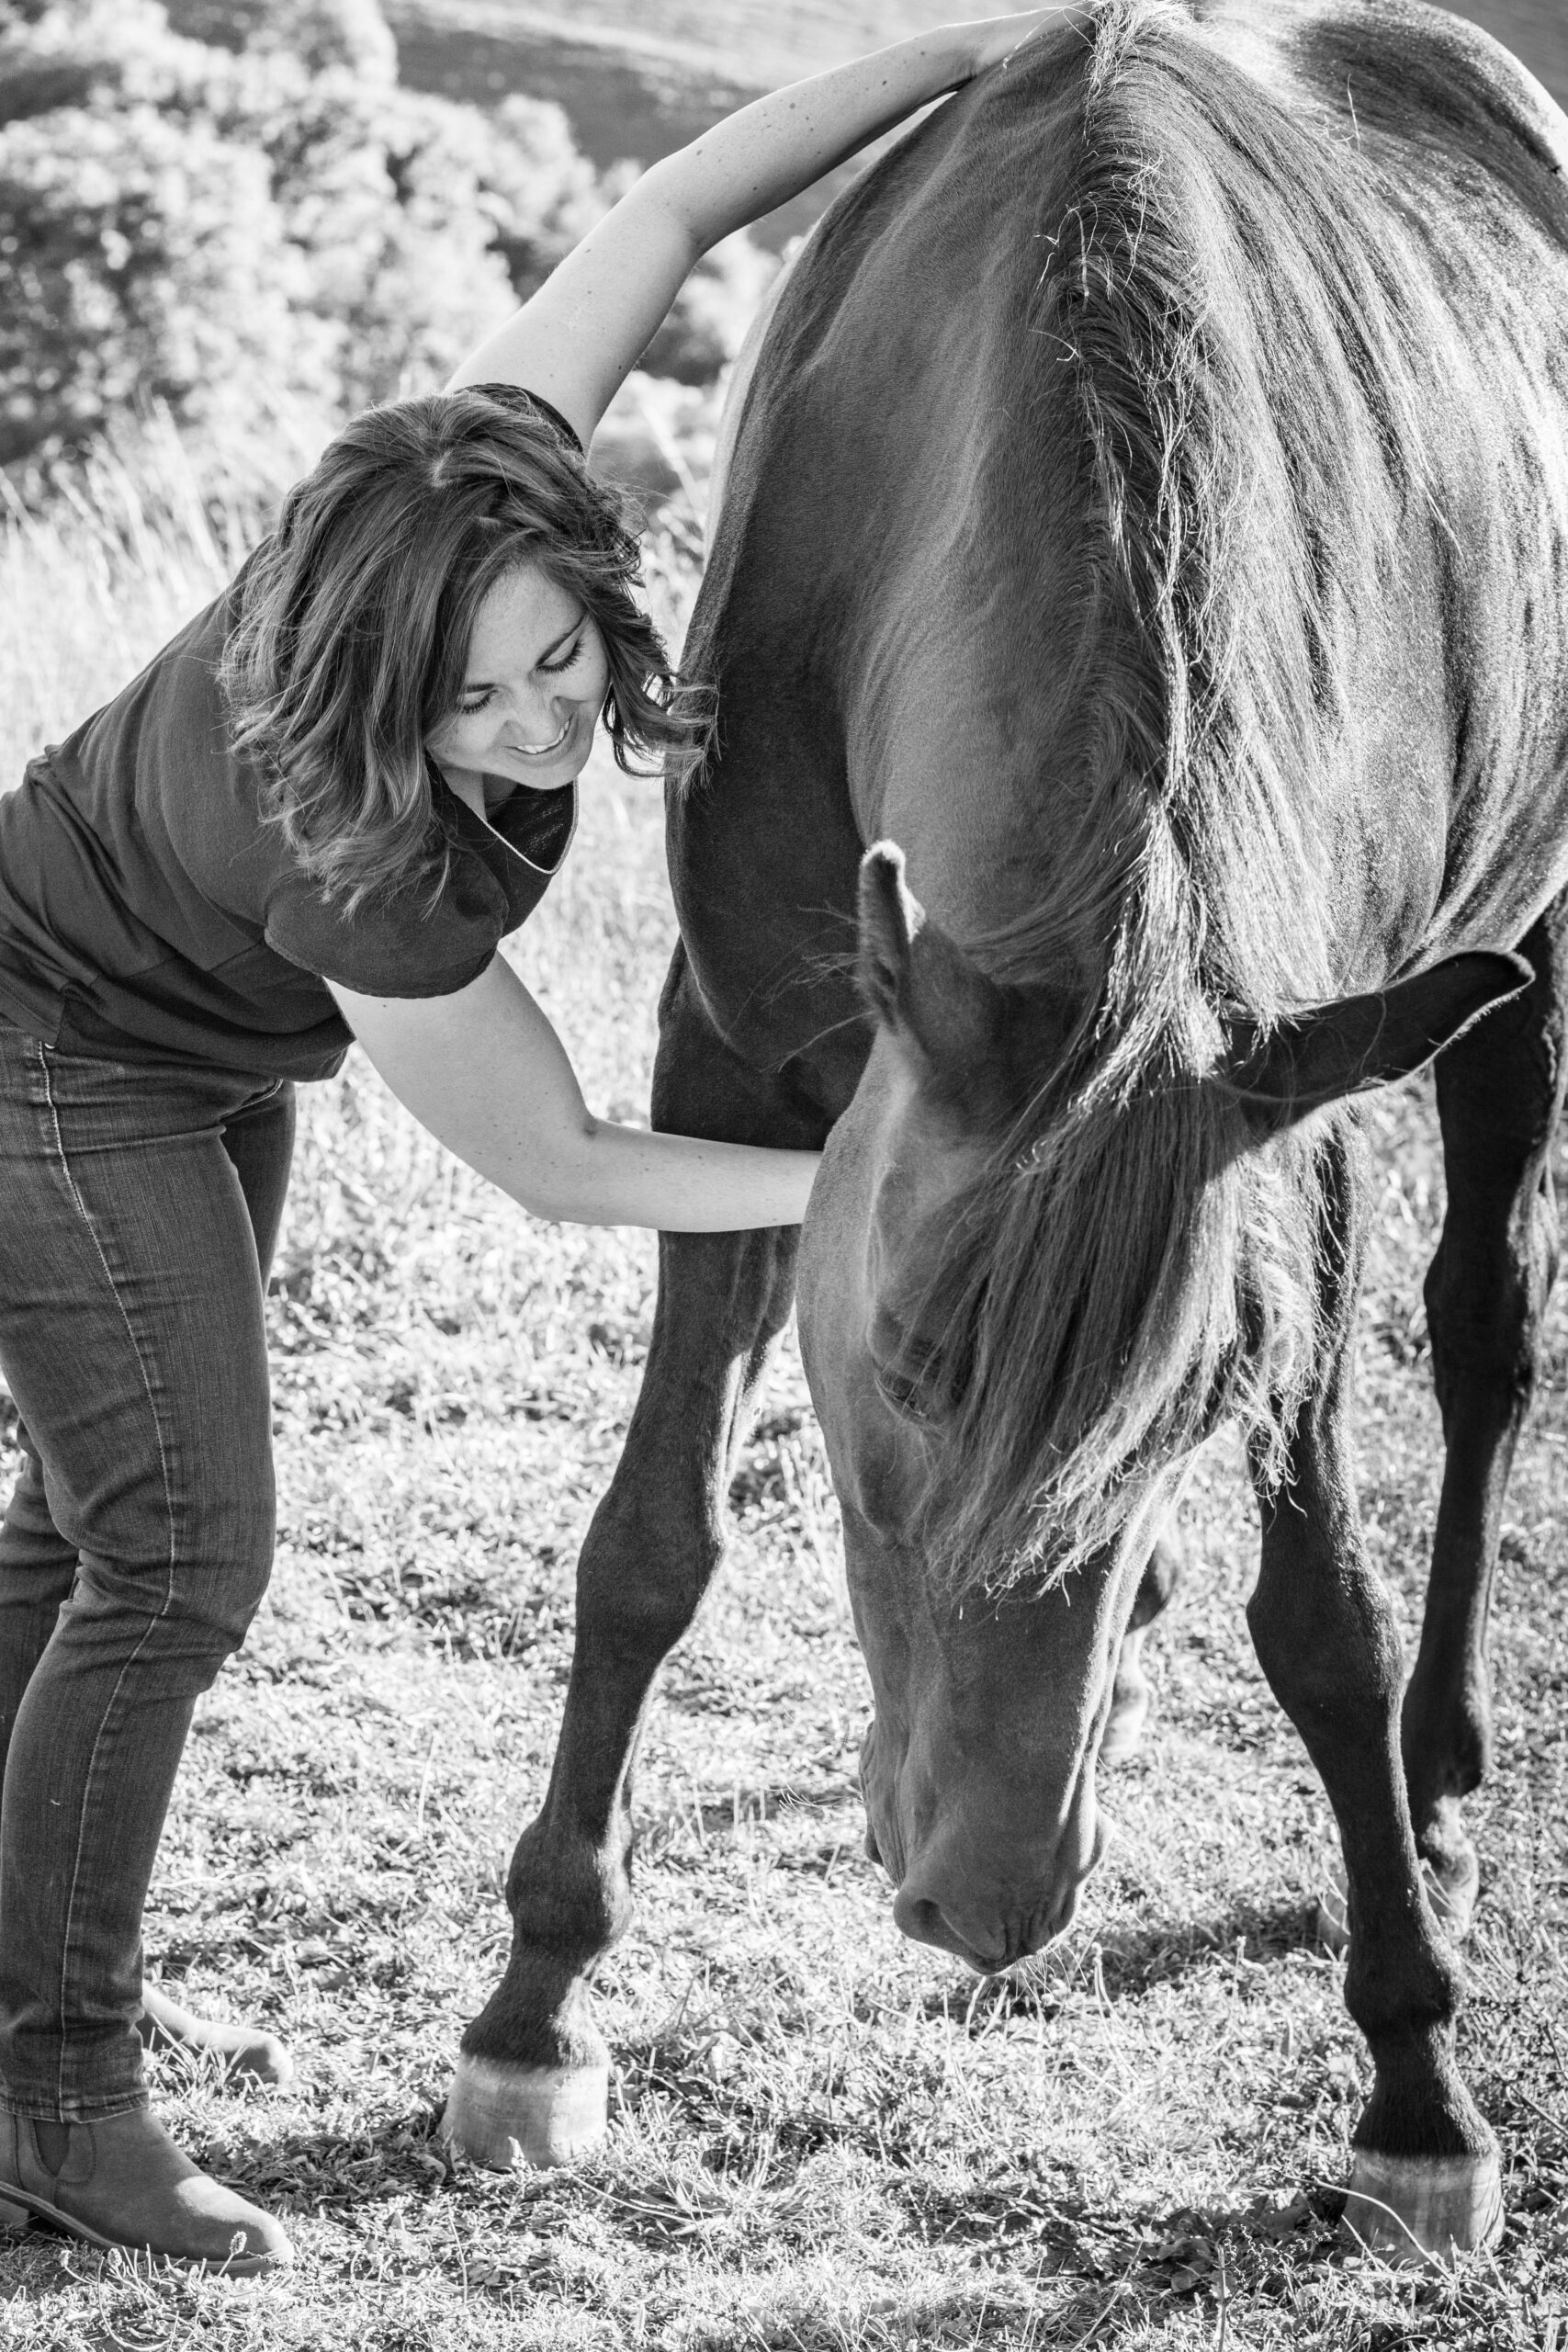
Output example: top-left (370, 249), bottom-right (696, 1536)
top-left (890, 0), bottom-right (1455, 1588)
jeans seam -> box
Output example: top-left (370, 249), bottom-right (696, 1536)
top-left (32, 1042), bottom-right (181, 2117)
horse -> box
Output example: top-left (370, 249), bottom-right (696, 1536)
top-left (442, 0), bottom-right (1568, 2261)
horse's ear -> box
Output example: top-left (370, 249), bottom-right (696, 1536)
top-left (857, 842), bottom-right (923, 1028)
top-left (857, 842), bottom-right (1008, 1080)
top-left (1224, 951), bottom-right (1533, 1130)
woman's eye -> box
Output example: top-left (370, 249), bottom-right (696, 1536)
top-left (457, 689), bottom-right (494, 717)
top-left (537, 633), bottom-right (584, 677)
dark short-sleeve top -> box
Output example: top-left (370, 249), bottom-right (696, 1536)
top-left (0, 388), bottom-right (583, 1083)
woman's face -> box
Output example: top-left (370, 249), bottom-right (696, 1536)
top-left (424, 562), bottom-right (610, 791)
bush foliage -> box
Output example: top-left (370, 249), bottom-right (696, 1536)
top-left (0, 0), bottom-right (770, 478)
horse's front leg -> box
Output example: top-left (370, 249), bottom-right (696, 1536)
top-left (1247, 1127), bottom-right (1499, 2263)
top-left (443, 966), bottom-right (823, 2166)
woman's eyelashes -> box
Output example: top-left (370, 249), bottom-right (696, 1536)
top-left (456, 633), bottom-right (584, 716)
top-left (536, 630), bottom-right (585, 678)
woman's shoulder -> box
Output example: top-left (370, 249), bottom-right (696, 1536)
top-left (265, 825), bottom-right (511, 1001)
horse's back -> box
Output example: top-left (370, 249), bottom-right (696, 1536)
top-left (1198, 0), bottom-right (1568, 180)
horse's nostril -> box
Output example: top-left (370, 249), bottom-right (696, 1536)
top-left (894, 1891), bottom-right (948, 1947)
top-left (892, 1885), bottom-right (1009, 1973)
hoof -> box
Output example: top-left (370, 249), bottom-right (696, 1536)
top-left (440, 2053), bottom-right (609, 2170)
top-left (1343, 2147), bottom-right (1504, 2264)
top-left (1314, 1855), bottom-right (1472, 1958)
top-left (1100, 1628), bottom-right (1152, 1766)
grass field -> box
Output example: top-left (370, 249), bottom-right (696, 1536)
top-left (0, 458), bottom-right (1564, 2351)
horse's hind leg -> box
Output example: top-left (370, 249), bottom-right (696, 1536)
top-left (442, 950), bottom-right (826, 2167)
top-left (1402, 894), bottom-right (1568, 1934)
top-left (1100, 1532), bottom-right (1182, 1765)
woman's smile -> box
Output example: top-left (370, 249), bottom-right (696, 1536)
top-left (504, 718), bottom-right (572, 757)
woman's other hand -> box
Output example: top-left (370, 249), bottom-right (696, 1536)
top-left (964, 10), bottom-right (1064, 79)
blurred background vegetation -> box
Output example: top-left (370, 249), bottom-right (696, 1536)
top-left (0, 0), bottom-right (785, 516)
top-left (5, 0), bottom-right (1562, 518)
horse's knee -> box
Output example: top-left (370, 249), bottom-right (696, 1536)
top-left (1247, 1557), bottom-right (1404, 1732)
top-left (576, 1482), bottom-right (720, 1655)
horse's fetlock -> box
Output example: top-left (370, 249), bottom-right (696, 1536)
top-left (1353, 2029), bottom-right (1492, 2165)
top-left (1346, 1958), bottom-right (1463, 2052)
top-left (504, 1864), bottom-right (625, 1955)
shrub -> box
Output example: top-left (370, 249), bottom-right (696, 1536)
top-left (0, 0), bottom-right (610, 469)
top-left (1, 0), bottom-right (775, 490)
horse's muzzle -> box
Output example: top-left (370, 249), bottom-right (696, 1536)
top-left (882, 1793), bottom-right (1108, 1974)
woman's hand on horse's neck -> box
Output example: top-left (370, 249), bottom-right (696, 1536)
top-left (445, 13), bottom-right (1062, 449)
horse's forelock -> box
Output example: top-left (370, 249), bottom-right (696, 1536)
top-left (889, 1036), bottom-right (1325, 1594)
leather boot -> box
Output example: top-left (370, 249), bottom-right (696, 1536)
top-left (139, 1980), bottom-right (295, 2086)
top-left (0, 2107), bottom-right (292, 2274)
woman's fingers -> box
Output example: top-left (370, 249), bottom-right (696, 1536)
top-left (966, 9), bottom-right (1063, 79)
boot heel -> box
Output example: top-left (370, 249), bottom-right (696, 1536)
top-left (0, 2192), bottom-right (30, 2234)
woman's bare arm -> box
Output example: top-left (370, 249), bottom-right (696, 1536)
top-left (446, 12), bottom-right (1061, 444)
top-left (328, 958), bottom-right (819, 1231)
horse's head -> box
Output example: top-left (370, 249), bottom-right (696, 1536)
top-left (798, 842), bottom-right (1134, 1969)
top-left (798, 842), bottom-right (1530, 1974)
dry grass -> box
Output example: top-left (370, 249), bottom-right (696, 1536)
top-left (0, 461), bottom-right (1563, 2350)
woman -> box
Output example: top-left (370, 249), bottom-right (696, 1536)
top-left (0, 12), bottom-right (1051, 2273)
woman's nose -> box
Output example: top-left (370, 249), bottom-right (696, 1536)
top-left (501, 693), bottom-right (565, 742)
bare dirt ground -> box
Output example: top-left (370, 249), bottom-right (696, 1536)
top-left (0, 483), bottom-right (1563, 2342)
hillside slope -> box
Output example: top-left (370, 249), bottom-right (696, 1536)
top-left (386, 0), bottom-right (1568, 246)
top-left (387, 0), bottom-right (1568, 141)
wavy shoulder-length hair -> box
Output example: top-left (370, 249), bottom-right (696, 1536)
top-left (220, 384), bottom-right (703, 910)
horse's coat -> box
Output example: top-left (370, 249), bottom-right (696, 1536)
top-left (444, 0), bottom-right (1568, 2256)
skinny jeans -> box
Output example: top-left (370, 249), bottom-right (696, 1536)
top-left (0, 1027), bottom-right (293, 2119)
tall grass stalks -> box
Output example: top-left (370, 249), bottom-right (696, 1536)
top-left (0, 411), bottom-right (278, 784)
